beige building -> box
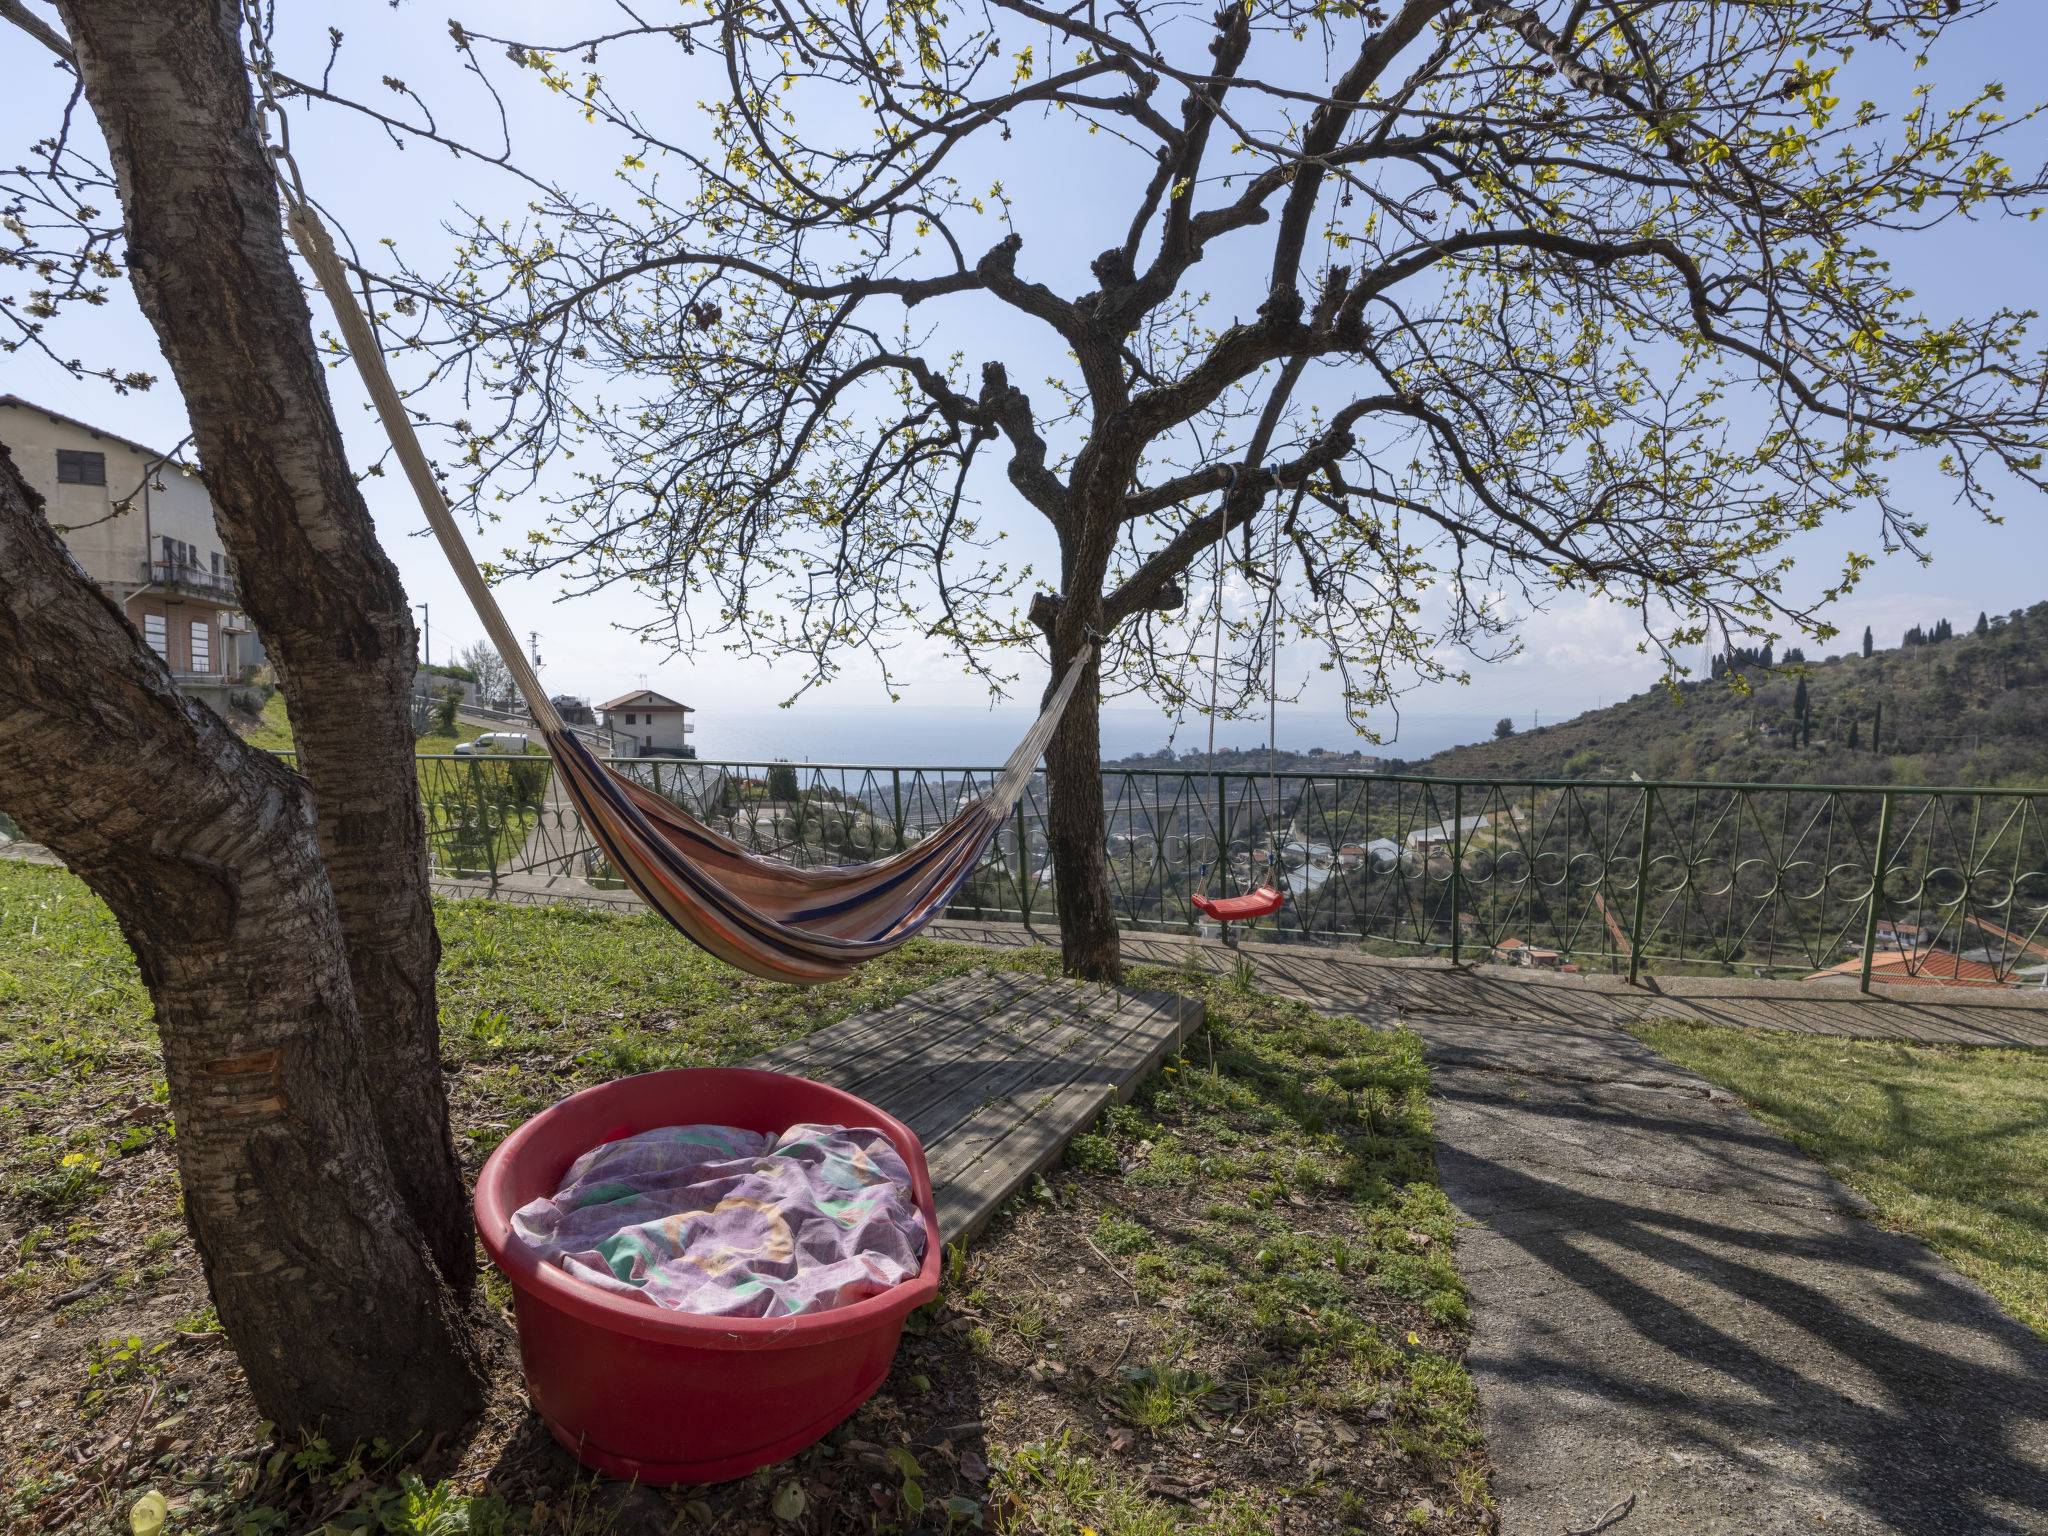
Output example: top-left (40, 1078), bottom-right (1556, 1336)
top-left (598, 689), bottom-right (696, 756)
top-left (2, 395), bottom-right (263, 709)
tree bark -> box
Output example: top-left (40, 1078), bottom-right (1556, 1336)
top-left (1044, 586), bottom-right (1123, 983)
top-left (57, 0), bottom-right (472, 1289)
top-left (0, 445), bottom-right (487, 1442)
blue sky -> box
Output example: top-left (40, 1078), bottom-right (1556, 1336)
top-left (5, 1), bottom-right (2047, 765)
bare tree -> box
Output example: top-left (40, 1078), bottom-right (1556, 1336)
top-left (0, 0), bottom-right (488, 1434)
top-left (456, 638), bottom-right (518, 709)
top-left (314, 0), bottom-right (2048, 982)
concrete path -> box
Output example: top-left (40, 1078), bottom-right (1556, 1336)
top-left (1411, 1009), bottom-right (2048, 1534)
top-left (926, 922), bottom-right (2048, 1531)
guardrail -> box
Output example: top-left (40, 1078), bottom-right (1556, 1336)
top-left (285, 753), bottom-right (2048, 989)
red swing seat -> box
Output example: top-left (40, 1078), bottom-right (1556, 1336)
top-left (1192, 886), bottom-right (1285, 922)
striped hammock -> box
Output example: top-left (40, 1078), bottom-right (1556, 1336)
top-left (542, 658), bottom-right (1085, 982)
top-left (287, 202), bottom-right (1088, 983)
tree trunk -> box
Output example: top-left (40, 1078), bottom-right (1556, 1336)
top-left (0, 446), bottom-right (487, 1442)
top-left (58, 0), bottom-right (472, 1289)
top-left (1044, 627), bottom-right (1122, 983)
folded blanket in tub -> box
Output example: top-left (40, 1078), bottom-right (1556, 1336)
top-left (509, 1123), bottom-right (927, 1318)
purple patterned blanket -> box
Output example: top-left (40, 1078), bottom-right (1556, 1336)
top-left (509, 1123), bottom-right (927, 1317)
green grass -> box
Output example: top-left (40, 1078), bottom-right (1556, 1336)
top-left (1034, 967), bottom-right (1482, 1474)
top-left (236, 689), bottom-right (489, 754)
top-left (0, 855), bottom-right (1489, 1528)
top-left (0, 858), bottom-right (1068, 1176)
top-left (1630, 1018), bottom-right (2048, 1339)
top-left (240, 689), bottom-right (295, 750)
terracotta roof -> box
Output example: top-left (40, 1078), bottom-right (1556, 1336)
top-left (598, 690), bottom-right (693, 712)
top-left (0, 394), bottom-right (194, 469)
top-left (1806, 948), bottom-right (2009, 987)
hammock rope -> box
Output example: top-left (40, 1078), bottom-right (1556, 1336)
top-left (279, 197), bottom-right (1091, 983)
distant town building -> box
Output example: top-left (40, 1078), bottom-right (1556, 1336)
top-left (1405, 813), bottom-right (1491, 853)
top-left (3, 395), bottom-right (264, 714)
top-left (598, 689), bottom-right (696, 756)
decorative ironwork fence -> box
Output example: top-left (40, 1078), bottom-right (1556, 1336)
top-left (288, 753), bottom-right (2048, 990)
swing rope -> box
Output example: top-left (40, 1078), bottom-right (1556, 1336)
top-left (1191, 470), bottom-right (1288, 929)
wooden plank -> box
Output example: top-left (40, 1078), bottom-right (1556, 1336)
top-left (894, 988), bottom-right (1193, 1153)
top-left (809, 987), bottom-right (1118, 1148)
top-left (748, 974), bottom-right (1203, 1250)
top-left (754, 971), bottom-right (1032, 1082)
top-left (752, 971), bottom-right (1015, 1072)
top-left (926, 990), bottom-right (1202, 1244)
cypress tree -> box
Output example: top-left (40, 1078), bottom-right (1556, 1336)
top-left (1848, 719), bottom-right (1860, 749)
top-left (1862, 626), bottom-right (1874, 658)
top-left (1794, 676), bottom-right (1809, 718)
top-left (1977, 611), bottom-right (1990, 636)
top-left (1873, 701), bottom-right (1883, 753)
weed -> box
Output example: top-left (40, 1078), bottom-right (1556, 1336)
top-left (1229, 950), bottom-right (1258, 993)
top-left (467, 1007), bottom-right (513, 1050)
top-left (1117, 1363), bottom-right (1214, 1430)
top-left (1065, 1133), bottom-right (1118, 1173)
top-left (998, 1435), bottom-right (1177, 1536)
top-left (1002, 1302), bottom-right (1047, 1341)
top-left (84, 1333), bottom-right (171, 1404)
top-left (1093, 1215), bottom-right (1153, 1257)
top-left (17, 1156), bottom-right (100, 1213)
top-left (943, 1244), bottom-right (970, 1294)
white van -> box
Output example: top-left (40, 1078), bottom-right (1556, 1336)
top-left (454, 732), bottom-right (534, 756)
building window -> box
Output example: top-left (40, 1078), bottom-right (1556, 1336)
top-left (211, 552), bottom-right (221, 577)
top-left (190, 620), bottom-right (210, 672)
top-left (143, 613), bottom-right (168, 659)
top-left (57, 449), bottom-right (106, 486)
top-left (626, 713), bottom-right (637, 724)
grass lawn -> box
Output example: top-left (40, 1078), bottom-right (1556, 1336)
top-left (0, 859), bottom-right (1492, 1536)
top-left (1629, 1018), bottom-right (2048, 1340)
top-left (238, 689), bottom-right (490, 754)
top-left (236, 689), bottom-right (294, 751)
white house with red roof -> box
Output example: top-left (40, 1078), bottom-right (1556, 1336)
top-left (598, 689), bottom-right (695, 756)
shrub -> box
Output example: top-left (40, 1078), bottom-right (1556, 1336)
top-left (505, 757), bottom-right (550, 806)
top-left (1065, 1133), bottom-right (1118, 1173)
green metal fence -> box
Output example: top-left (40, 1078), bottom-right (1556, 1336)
top-left (300, 753), bottom-right (2048, 990)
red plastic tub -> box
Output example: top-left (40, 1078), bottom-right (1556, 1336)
top-left (474, 1067), bottom-right (940, 1484)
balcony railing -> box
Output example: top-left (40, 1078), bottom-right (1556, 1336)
top-left (269, 754), bottom-right (2048, 990)
top-left (142, 559), bottom-right (237, 602)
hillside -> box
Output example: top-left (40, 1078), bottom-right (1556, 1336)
top-left (1416, 603), bottom-right (2048, 787)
